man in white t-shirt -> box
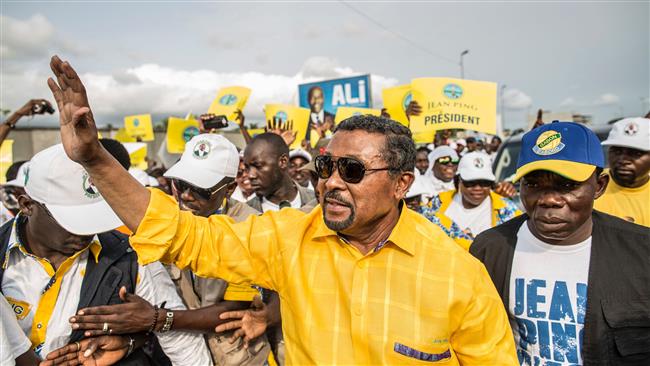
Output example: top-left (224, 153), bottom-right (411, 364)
top-left (471, 121), bottom-right (650, 365)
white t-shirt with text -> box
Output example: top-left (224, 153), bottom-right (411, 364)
top-left (509, 222), bottom-right (591, 366)
top-left (444, 193), bottom-right (492, 237)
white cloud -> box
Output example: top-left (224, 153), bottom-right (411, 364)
top-left (592, 93), bottom-right (620, 106)
top-left (503, 88), bottom-right (532, 109)
top-left (0, 14), bottom-right (90, 61)
top-left (0, 56), bottom-right (398, 125)
top-left (0, 14), bottom-right (54, 59)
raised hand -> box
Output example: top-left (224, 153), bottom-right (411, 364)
top-left (405, 100), bottom-right (422, 120)
top-left (70, 286), bottom-right (158, 336)
top-left (266, 117), bottom-right (296, 147)
top-left (40, 335), bottom-right (131, 366)
top-left (47, 55), bottom-right (102, 165)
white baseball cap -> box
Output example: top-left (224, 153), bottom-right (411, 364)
top-left (601, 117), bottom-right (650, 151)
top-left (289, 149), bottom-right (312, 162)
top-left (24, 144), bottom-right (123, 235)
top-left (164, 134), bottom-right (239, 189)
top-left (406, 173), bottom-right (431, 199)
top-left (457, 151), bottom-right (496, 182)
top-left (428, 145), bottom-right (459, 164)
top-left (4, 161), bottom-right (30, 188)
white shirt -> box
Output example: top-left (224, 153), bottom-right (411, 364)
top-left (230, 186), bottom-right (252, 203)
top-left (509, 222), bottom-right (591, 366)
top-left (310, 110), bottom-right (325, 124)
top-left (1, 221), bottom-right (212, 365)
top-left (0, 205), bottom-right (13, 227)
top-left (1, 295), bottom-right (31, 366)
top-left (423, 170), bottom-right (455, 197)
top-left (261, 190), bottom-right (302, 212)
top-left (444, 193), bottom-right (492, 237)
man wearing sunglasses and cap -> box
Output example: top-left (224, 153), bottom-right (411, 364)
top-left (470, 122), bottom-right (650, 365)
top-left (420, 152), bottom-right (521, 250)
top-left (47, 56), bottom-right (516, 365)
top-left (0, 144), bottom-right (211, 365)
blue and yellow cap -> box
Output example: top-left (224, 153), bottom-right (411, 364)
top-left (514, 121), bottom-right (604, 182)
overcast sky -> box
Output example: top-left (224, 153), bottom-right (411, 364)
top-left (1, 1), bottom-right (648, 131)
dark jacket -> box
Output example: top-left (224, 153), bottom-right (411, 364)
top-left (0, 218), bottom-right (152, 365)
top-left (470, 211), bottom-right (650, 365)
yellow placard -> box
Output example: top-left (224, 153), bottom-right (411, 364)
top-left (334, 106), bottom-right (382, 125)
top-left (124, 114), bottom-right (154, 141)
top-left (207, 86), bottom-right (251, 121)
top-left (264, 104), bottom-right (310, 149)
top-left (0, 140), bottom-right (14, 184)
top-left (247, 128), bottom-right (266, 138)
top-left (410, 78), bottom-right (497, 143)
top-left (166, 117), bottom-right (200, 154)
top-left (113, 128), bottom-right (136, 143)
top-left (382, 84), bottom-right (411, 126)
top-left (123, 142), bottom-right (148, 170)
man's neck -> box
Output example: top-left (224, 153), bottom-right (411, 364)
top-left (614, 173), bottom-right (649, 189)
top-left (341, 206), bottom-right (401, 255)
top-left (265, 176), bottom-right (299, 204)
top-left (21, 220), bottom-right (68, 269)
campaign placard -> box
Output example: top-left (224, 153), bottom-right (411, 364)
top-left (410, 78), bottom-right (497, 143)
top-left (0, 140), bottom-right (13, 184)
top-left (381, 84), bottom-right (411, 126)
top-left (123, 142), bottom-right (148, 170)
top-left (298, 75), bottom-right (372, 128)
top-left (166, 117), bottom-right (200, 153)
top-left (264, 104), bottom-right (310, 149)
top-left (207, 86), bottom-right (251, 121)
top-left (334, 106), bottom-right (381, 125)
top-left (124, 114), bottom-right (154, 141)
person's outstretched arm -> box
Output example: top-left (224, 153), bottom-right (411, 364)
top-left (47, 55), bottom-right (150, 231)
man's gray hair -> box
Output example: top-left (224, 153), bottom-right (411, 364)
top-left (335, 115), bottom-right (416, 175)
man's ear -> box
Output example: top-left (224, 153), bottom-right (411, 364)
top-left (594, 172), bottom-right (609, 200)
top-left (396, 171), bottom-right (415, 200)
top-left (17, 195), bottom-right (35, 217)
top-left (278, 154), bottom-right (289, 170)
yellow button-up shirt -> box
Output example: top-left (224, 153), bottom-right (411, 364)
top-left (131, 189), bottom-right (517, 365)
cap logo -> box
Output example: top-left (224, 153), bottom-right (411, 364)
top-left (442, 84), bottom-right (463, 99)
top-left (193, 140), bottom-right (211, 159)
top-left (82, 172), bottom-right (100, 199)
top-left (219, 94), bottom-right (238, 106)
top-left (533, 130), bottom-right (565, 156)
top-left (23, 166), bottom-right (30, 186)
top-left (624, 122), bottom-right (638, 136)
top-left (473, 157), bottom-right (484, 169)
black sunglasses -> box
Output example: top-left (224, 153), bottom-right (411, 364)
top-left (172, 179), bottom-right (229, 200)
top-left (436, 156), bottom-right (459, 166)
top-left (461, 179), bottom-right (494, 188)
top-left (314, 155), bottom-right (393, 184)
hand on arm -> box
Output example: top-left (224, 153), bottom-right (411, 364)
top-left (494, 181), bottom-right (517, 198)
top-left (47, 55), bottom-right (150, 232)
top-left (40, 334), bottom-right (146, 366)
top-left (405, 101), bottom-right (422, 121)
top-left (214, 295), bottom-right (278, 348)
top-left (234, 110), bottom-right (253, 145)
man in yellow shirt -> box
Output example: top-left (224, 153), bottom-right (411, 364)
top-left (595, 117), bottom-right (650, 226)
top-left (46, 55), bottom-right (517, 365)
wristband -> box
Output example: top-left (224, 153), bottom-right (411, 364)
top-left (160, 310), bottom-right (174, 332)
top-left (148, 305), bottom-right (159, 334)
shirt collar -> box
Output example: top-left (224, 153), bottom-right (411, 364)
top-left (3, 215), bottom-right (103, 268)
top-left (312, 203), bottom-right (417, 256)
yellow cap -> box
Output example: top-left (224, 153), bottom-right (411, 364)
top-left (513, 160), bottom-right (597, 182)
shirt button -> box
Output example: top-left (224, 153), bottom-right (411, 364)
top-left (357, 262), bottom-right (364, 269)
top-left (354, 306), bottom-right (362, 316)
top-left (36, 323), bottom-right (42, 329)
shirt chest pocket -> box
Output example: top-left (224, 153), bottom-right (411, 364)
top-left (386, 337), bottom-right (456, 365)
top-left (602, 298), bottom-right (650, 358)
